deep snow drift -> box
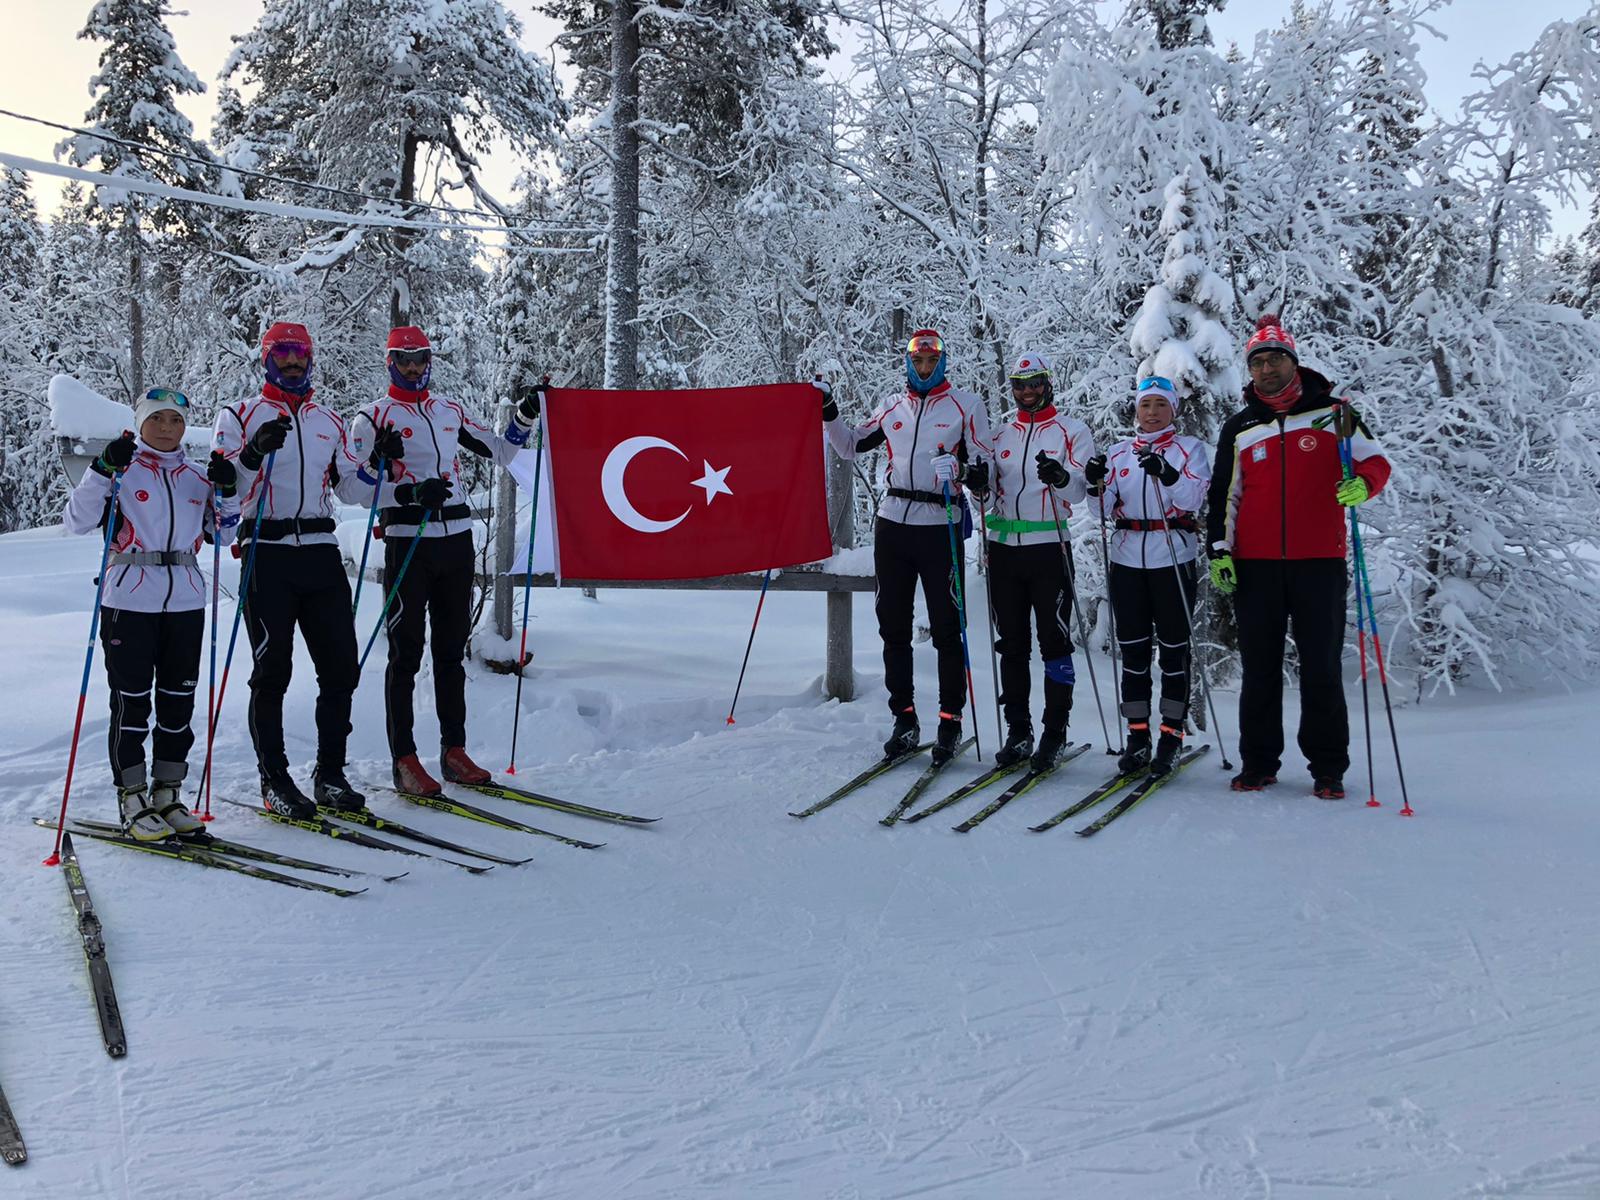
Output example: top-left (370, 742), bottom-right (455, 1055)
top-left (0, 523), bottom-right (1592, 1199)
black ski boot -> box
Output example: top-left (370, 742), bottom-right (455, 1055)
top-left (883, 709), bottom-right (920, 758)
top-left (312, 765), bottom-right (367, 814)
top-left (995, 726), bottom-right (1034, 768)
top-left (930, 714), bottom-right (963, 767)
top-left (1117, 726), bottom-right (1152, 776)
top-left (260, 770), bottom-right (317, 820)
top-left (1149, 726), bottom-right (1184, 777)
top-left (1030, 728), bottom-right (1067, 774)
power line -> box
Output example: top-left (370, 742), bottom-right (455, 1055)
top-left (0, 106), bottom-right (594, 232)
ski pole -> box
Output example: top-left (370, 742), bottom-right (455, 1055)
top-left (1047, 488), bottom-right (1115, 755)
top-left (1096, 505), bottom-right (1125, 734)
top-left (1337, 411), bottom-right (1411, 815)
top-left (974, 489), bottom-right (1004, 749)
top-left (1148, 475), bottom-right (1235, 770)
top-left (725, 568), bottom-right (773, 726)
top-left (358, 510), bottom-right (431, 673)
top-left (45, 464), bottom-right (126, 866)
top-left (507, 419), bottom-right (545, 774)
top-left (198, 450), bottom-right (276, 819)
top-left (351, 452), bottom-right (386, 617)
top-left (1348, 499), bottom-right (1378, 808)
top-left (201, 484), bottom-right (222, 822)
top-left (937, 452), bottom-right (982, 761)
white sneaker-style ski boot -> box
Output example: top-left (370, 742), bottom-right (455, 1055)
top-left (118, 782), bottom-right (175, 843)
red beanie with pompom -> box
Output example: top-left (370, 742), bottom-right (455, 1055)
top-left (1245, 314), bottom-right (1296, 363)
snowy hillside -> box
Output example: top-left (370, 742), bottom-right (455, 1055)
top-left (0, 523), bottom-right (1592, 1198)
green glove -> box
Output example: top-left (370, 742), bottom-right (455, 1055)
top-left (1209, 554), bottom-right (1236, 595)
top-left (1335, 476), bottom-right (1370, 506)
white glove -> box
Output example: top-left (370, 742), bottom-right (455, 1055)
top-left (930, 453), bottom-right (960, 485)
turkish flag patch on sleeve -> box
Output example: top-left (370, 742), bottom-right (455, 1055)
top-left (544, 383), bottom-right (833, 581)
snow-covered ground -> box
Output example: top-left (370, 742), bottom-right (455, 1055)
top-left (1, 522), bottom-right (1593, 1199)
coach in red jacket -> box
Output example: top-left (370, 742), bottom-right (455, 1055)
top-left (1205, 316), bottom-right (1391, 798)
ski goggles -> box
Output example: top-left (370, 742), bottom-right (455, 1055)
top-left (1138, 375), bottom-right (1176, 395)
top-left (1009, 372), bottom-right (1049, 389)
top-left (144, 387), bottom-right (190, 408)
top-left (389, 349), bottom-right (432, 367)
top-left (906, 332), bottom-right (944, 356)
top-left (267, 342), bottom-right (311, 362)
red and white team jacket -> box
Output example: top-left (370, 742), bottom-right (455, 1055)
top-left (825, 381), bottom-right (993, 527)
top-left (349, 385), bottom-right (527, 539)
top-left (1090, 428), bottom-right (1212, 570)
top-left (212, 384), bottom-right (401, 549)
top-left (63, 443), bottom-right (240, 613)
top-left (1205, 368), bottom-right (1391, 561)
top-left (975, 405), bottom-right (1096, 548)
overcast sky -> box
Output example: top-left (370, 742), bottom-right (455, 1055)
top-left (2, 0), bottom-right (1589, 235)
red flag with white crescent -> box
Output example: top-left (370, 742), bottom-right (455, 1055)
top-left (544, 383), bottom-right (833, 581)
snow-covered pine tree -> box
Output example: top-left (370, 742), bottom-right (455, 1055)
top-left (59, 0), bottom-right (215, 399)
top-left (0, 170), bottom-right (60, 532)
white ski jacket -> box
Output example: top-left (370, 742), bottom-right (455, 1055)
top-left (825, 382), bottom-right (993, 527)
top-left (63, 443), bottom-right (239, 614)
top-left (1090, 428), bottom-right (1212, 570)
top-left (976, 406), bottom-right (1096, 548)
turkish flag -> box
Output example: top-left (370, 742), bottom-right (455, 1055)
top-left (544, 383), bottom-right (833, 581)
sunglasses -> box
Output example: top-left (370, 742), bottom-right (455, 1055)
top-left (144, 387), bottom-right (190, 408)
top-left (390, 349), bottom-right (432, 367)
top-left (907, 334), bottom-right (944, 356)
top-left (268, 343), bottom-right (311, 362)
top-left (1138, 376), bottom-right (1175, 394)
top-left (1009, 375), bottom-right (1049, 389)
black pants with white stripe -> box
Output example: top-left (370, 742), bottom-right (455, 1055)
top-left (99, 606), bottom-right (204, 786)
top-left (874, 518), bottom-right (968, 718)
top-left (988, 540), bottom-right (1075, 736)
top-left (383, 530), bottom-right (475, 759)
top-left (1109, 560), bottom-right (1196, 727)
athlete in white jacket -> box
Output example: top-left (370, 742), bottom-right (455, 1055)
top-left (346, 325), bottom-right (536, 795)
top-left (967, 351), bottom-right (1097, 772)
top-left (63, 388), bottom-right (238, 841)
top-left (1085, 376), bottom-right (1212, 776)
top-left (822, 328), bottom-right (993, 763)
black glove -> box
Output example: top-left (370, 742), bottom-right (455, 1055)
top-left (92, 431), bottom-right (136, 477)
top-left (398, 477), bottom-right (452, 510)
top-left (960, 460), bottom-right (989, 495)
top-left (1138, 450), bottom-right (1181, 487)
top-left (241, 415), bottom-right (292, 469)
top-left (1083, 455), bottom-right (1109, 487)
top-left (1035, 450), bottom-right (1070, 489)
top-left (206, 451), bottom-right (237, 497)
top-left (369, 424), bottom-right (405, 466)
top-left (515, 383), bottom-right (545, 426)
top-left (814, 379), bottom-right (838, 423)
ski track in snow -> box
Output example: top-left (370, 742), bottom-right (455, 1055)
top-left (0, 524), bottom-right (1596, 1198)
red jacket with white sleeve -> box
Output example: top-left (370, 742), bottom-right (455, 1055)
top-left (1090, 428), bottom-right (1211, 569)
top-left (1206, 368), bottom-right (1391, 561)
top-left (62, 443), bottom-right (239, 613)
top-left (825, 381), bottom-right (992, 527)
top-left (978, 405), bottom-right (1096, 547)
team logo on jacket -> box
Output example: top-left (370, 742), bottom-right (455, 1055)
top-left (1252, 445), bottom-right (1267, 462)
top-left (403, 428), bottom-right (414, 438)
top-left (1298, 434), bottom-right (1317, 451)
top-left (135, 490), bottom-right (149, 502)
top-left (1120, 468), bottom-right (1130, 477)
top-left (316, 432), bottom-right (332, 441)
top-left (1000, 449), bottom-right (1011, 458)
top-left (892, 421), bottom-right (903, 431)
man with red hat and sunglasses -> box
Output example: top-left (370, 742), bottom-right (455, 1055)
top-left (349, 326), bottom-right (540, 797)
top-left (1206, 314), bottom-right (1391, 799)
top-left (213, 321), bottom-right (440, 818)
top-left (820, 328), bottom-right (992, 765)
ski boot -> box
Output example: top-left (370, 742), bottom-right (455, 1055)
top-left (1230, 766), bottom-right (1278, 792)
top-left (261, 770), bottom-right (317, 820)
top-left (883, 709), bottom-right (920, 758)
top-left (994, 725), bottom-right (1035, 768)
top-left (394, 753), bottom-right (443, 798)
top-left (1117, 725), bottom-right (1152, 776)
top-left (1149, 725), bottom-right (1184, 778)
top-left (441, 746), bottom-right (492, 786)
top-left (930, 713), bottom-right (963, 767)
top-left (149, 769), bottom-right (205, 839)
top-left (1030, 727), bottom-right (1068, 774)
top-left (313, 765), bottom-right (367, 813)
top-left (1312, 775), bottom-right (1345, 800)
top-left (118, 782), bottom-right (174, 843)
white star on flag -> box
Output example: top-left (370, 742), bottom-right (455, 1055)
top-left (691, 461), bottom-right (732, 504)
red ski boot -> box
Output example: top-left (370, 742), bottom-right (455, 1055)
top-left (394, 753), bottom-right (443, 797)
top-left (441, 746), bottom-right (492, 786)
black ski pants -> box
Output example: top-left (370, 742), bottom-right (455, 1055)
top-left (874, 517), bottom-right (967, 718)
top-left (242, 543), bottom-right (359, 775)
top-left (382, 530), bottom-right (475, 758)
top-left (99, 606), bottom-right (204, 787)
top-left (1233, 557), bottom-right (1349, 778)
top-left (1110, 560), bottom-right (1196, 728)
top-left (987, 540), bottom-right (1075, 736)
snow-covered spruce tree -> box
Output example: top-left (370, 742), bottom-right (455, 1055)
top-left (0, 170), bottom-right (62, 532)
top-left (59, 0), bottom-right (215, 399)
